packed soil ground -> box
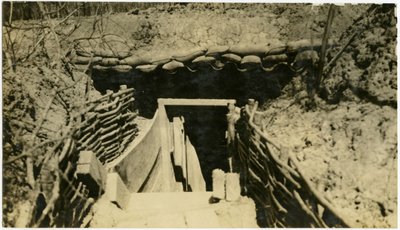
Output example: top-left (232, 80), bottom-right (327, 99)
top-left (2, 3), bottom-right (397, 228)
top-left (260, 5), bottom-right (397, 227)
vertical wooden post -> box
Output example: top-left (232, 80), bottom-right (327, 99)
top-left (243, 99), bottom-right (256, 192)
top-left (247, 99), bottom-right (255, 113)
top-left (315, 4), bottom-right (336, 97)
top-left (212, 169), bottom-right (225, 200)
top-left (227, 103), bottom-right (235, 172)
top-left (227, 103), bottom-right (240, 173)
top-left (118, 85), bottom-right (127, 156)
top-left (226, 173), bottom-right (241, 201)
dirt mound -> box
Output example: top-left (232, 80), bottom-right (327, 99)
top-left (2, 3), bottom-right (396, 227)
top-left (260, 4), bottom-right (397, 227)
top-left (323, 5), bottom-right (397, 106)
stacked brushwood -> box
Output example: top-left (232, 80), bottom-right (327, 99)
top-left (69, 39), bottom-right (335, 74)
top-left (32, 85), bottom-right (137, 227)
top-left (75, 85), bottom-right (137, 164)
top-left (236, 100), bottom-right (351, 228)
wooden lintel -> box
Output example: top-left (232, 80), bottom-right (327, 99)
top-left (158, 98), bottom-right (236, 107)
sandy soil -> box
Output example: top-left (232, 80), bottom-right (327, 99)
top-left (2, 3), bottom-right (396, 228)
top-left (262, 98), bottom-right (396, 227)
top-left (88, 192), bottom-right (257, 227)
top-left (259, 5), bottom-right (397, 227)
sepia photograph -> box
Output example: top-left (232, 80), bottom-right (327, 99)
top-left (2, 1), bottom-right (397, 228)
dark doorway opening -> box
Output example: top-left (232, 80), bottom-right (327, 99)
top-left (91, 63), bottom-right (295, 118)
top-left (165, 105), bottom-right (229, 191)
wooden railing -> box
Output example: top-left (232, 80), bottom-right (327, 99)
top-left (236, 100), bottom-right (351, 228)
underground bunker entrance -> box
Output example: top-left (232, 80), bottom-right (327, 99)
top-left (165, 105), bottom-right (229, 191)
top-left (91, 63), bottom-right (296, 190)
top-left (92, 62), bottom-right (295, 118)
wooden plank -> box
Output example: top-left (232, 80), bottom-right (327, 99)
top-left (168, 123), bottom-right (174, 153)
top-left (76, 151), bottom-right (107, 197)
top-left (212, 169), bottom-right (225, 200)
top-left (105, 172), bottom-right (131, 210)
top-left (225, 173), bottom-right (240, 201)
top-left (158, 98), bottom-right (236, 107)
top-left (112, 110), bottom-right (162, 192)
top-left (186, 137), bottom-right (206, 192)
top-left (172, 117), bottom-right (184, 168)
top-left (181, 121), bottom-right (187, 183)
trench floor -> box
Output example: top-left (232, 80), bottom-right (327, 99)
top-left (90, 192), bottom-right (258, 227)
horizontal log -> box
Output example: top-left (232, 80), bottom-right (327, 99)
top-left (94, 145), bottom-right (106, 158)
top-left (99, 128), bottom-right (120, 141)
top-left (78, 129), bottom-right (92, 143)
top-left (85, 91), bottom-right (113, 105)
top-left (104, 142), bottom-right (120, 152)
top-left (121, 121), bottom-right (136, 132)
top-left (121, 128), bottom-right (137, 139)
top-left (95, 97), bottom-right (119, 111)
top-left (100, 123), bottom-right (119, 135)
top-left (99, 112), bottom-right (122, 125)
top-left (101, 135), bottom-right (119, 147)
top-left (80, 119), bottom-right (99, 135)
top-left (121, 99), bottom-right (135, 111)
top-left (98, 102), bottom-right (122, 119)
top-left (89, 139), bottom-right (102, 152)
top-left (116, 93), bottom-right (132, 104)
top-left (121, 112), bottom-right (138, 122)
top-left (104, 153), bottom-right (121, 164)
top-left (80, 131), bottom-right (100, 148)
top-left (112, 87), bottom-right (135, 97)
top-left (101, 114), bottom-right (122, 127)
top-left (158, 98), bottom-right (236, 107)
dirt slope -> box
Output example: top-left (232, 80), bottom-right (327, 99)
top-left (2, 3), bottom-right (395, 228)
top-left (260, 4), bottom-right (397, 227)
